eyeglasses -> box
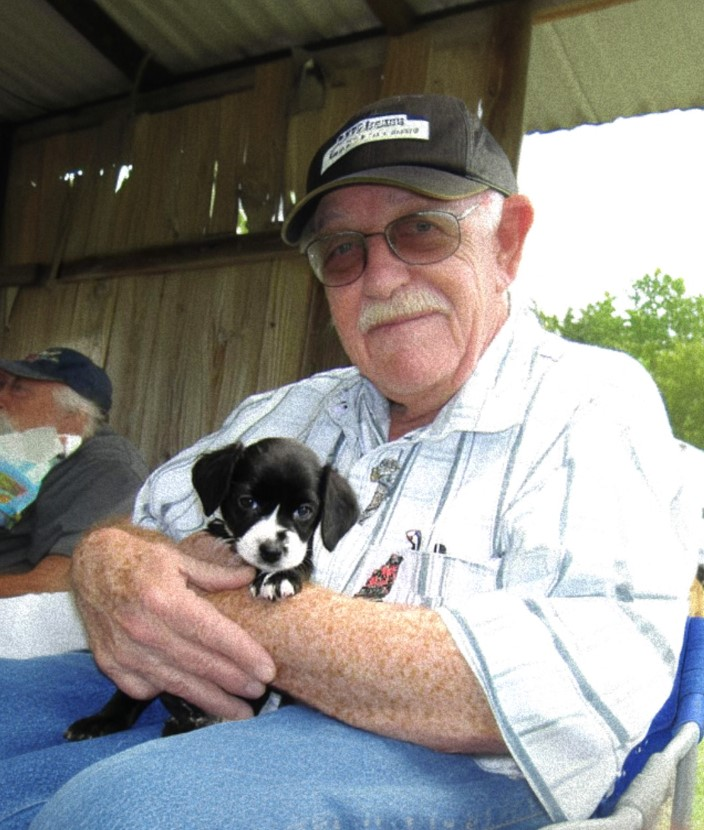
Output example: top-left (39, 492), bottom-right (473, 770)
top-left (305, 204), bottom-right (479, 288)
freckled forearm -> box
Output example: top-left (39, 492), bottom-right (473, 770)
top-left (0, 554), bottom-right (71, 597)
top-left (209, 584), bottom-right (506, 754)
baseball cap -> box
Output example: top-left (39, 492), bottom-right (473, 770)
top-left (0, 347), bottom-right (112, 413)
top-left (281, 93), bottom-right (518, 246)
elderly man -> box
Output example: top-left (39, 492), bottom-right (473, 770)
top-left (0, 95), bottom-right (694, 830)
top-left (0, 347), bottom-right (148, 596)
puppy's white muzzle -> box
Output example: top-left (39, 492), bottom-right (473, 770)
top-left (236, 509), bottom-right (309, 573)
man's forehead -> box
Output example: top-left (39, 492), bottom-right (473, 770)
top-left (0, 370), bottom-right (60, 387)
top-left (313, 184), bottom-right (457, 230)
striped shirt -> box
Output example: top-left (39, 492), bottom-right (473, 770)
top-left (134, 309), bottom-right (695, 822)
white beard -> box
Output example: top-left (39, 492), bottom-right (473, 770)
top-left (0, 412), bottom-right (16, 435)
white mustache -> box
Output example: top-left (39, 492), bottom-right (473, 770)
top-left (358, 288), bottom-right (452, 334)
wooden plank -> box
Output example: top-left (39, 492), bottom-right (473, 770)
top-left (58, 232), bottom-right (295, 281)
top-left (256, 260), bottom-right (316, 392)
top-left (482, 0), bottom-right (533, 169)
top-left (0, 125), bottom-right (12, 238)
top-left (0, 232), bottom-right (296, 287)
top-left (300, 278), bottom-right (350, 378)
top-left (380, 28), bottom-right (433, 95)
top-left (206, 263), bottom-right (278, 432)
top-left (238, 60), bottom-right (293, 233)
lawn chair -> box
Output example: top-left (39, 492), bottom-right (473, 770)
top-left (544, 613), bottom-right (704, 830)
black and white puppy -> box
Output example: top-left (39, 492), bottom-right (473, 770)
top-left (65, 437), bottom-right (359, 741)
top-left (195, 437), bottom-right (359, 600)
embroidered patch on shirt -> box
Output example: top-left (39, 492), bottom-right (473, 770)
top-left (354, 553), bottom-right (404, 600)
top-left (359, 457), bottom-right (401, 522)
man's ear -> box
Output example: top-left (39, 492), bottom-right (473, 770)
top-left (495, 194), bottom-right (534, 283)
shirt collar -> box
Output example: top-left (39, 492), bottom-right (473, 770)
top-left (430, 308), bottom-right (550, 437)
top-left (324, 308), bottom-right (548, 445)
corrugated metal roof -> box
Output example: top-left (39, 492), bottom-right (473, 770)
top-left (526, 0), bottom-right (704, 132)
top-left (99, 0), bottom-right (382, 70)
top-left (0, 0), bottom-right (126, 122)
top-left (0, 0), bottom-right (701, 132)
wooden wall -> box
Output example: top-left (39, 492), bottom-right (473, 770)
top-left (0, 2), bottom-right (531, 471)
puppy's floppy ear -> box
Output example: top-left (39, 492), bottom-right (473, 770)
top-left (192, 442), bottom-right (246, 517)
top-left (319, 466), bottom-right (360, 551)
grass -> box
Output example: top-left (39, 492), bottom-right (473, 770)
top-left (694, 742), bottom-right (704, 826)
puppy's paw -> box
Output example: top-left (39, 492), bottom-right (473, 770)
top-left (64, 715), bottom-right (127, 741)
top-left (261, 577), bottom-right (296, 600)
top-left (162, 713), bottom-right (222, 737)
top-left (251, 572), bottom-right (301, 601)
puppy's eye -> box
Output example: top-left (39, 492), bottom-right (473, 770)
top-left (238, 495), bottom-right (258, 511)
top-left (293, 504), bottom-right (314, 521)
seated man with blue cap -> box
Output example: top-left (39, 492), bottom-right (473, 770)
top-left (0, 347), bottom-right (148, 595)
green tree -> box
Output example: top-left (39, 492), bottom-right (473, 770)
top-left (536, 271), bottom-right (704, 448)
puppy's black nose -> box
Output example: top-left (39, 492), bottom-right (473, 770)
top-left (259, 542), bottom-right (285, 564)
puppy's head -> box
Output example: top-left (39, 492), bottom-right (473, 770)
top-left (192, 438), bottom-right (359, 574)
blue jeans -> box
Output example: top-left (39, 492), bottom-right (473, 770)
top-left (0, 652), bottom-right (552, 830)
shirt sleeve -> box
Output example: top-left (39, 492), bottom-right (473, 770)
top-left (439, 349), bottom-right (695, 821)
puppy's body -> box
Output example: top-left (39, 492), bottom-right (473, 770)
top-left (65, 437), bottom-right (359, 741)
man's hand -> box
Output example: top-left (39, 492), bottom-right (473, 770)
top-left (70, 522), bottom-right (276, 720)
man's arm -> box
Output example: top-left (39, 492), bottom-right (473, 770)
top-left (71, 522), bottom-right (506, 753)
top-left (0, 554), bottom-right (71, 597)
top-left (210, 582), bottom-right (506, 754)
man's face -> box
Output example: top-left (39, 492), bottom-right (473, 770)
top-left (312, 185), bottom-right (520, 415)
top-left (0, 370), bottom-right (70, 432)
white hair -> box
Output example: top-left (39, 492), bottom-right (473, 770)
top-left (51, 385), bottom-right (105, 438)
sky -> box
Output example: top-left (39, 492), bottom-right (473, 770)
top-left (512, 108), bottom-right (704, 318)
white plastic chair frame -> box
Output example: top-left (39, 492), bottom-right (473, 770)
top-left (543, 616), bottom-right (704, 830)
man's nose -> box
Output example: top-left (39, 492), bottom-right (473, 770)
top-left (361, 234), bottom-right (411, 295)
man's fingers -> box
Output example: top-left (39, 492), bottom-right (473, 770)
top-left (109, 663), bottom-right (260, 721)
top-left (150, 586), bottom-right (276, 686)
top-left (179, 554), bottom-right (256, 593)
top-left (99, 587), bottom-right (275, 697)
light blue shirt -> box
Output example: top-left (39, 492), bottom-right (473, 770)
top-left (134, 309), bottom-right (695, 822)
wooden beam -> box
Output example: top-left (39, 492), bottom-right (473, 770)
top-left (0, 125), bottom-right (12, 251)
top-left (363, 0), bottom-right (417, 35)
top-left (533, 0), bottom-right (640, 23)
top-left (0, 231), bottom-right (298, 287)
top-left (44, 0), bottom-right (173, 89)
top-left (0, 264), bottom-right (42, 288)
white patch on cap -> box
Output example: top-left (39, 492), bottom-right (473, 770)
top-left (321, 114), bottom-right (430, 174)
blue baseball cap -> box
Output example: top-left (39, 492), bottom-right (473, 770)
top-left (0, 347), bottom-right (112, 413)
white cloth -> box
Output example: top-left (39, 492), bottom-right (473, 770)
top-left (678, 440), bottom-right (704, 567)
top-left (0, 591), bottom-right (87, 658)
top-left (134, 309), bottom-right (696, 822)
